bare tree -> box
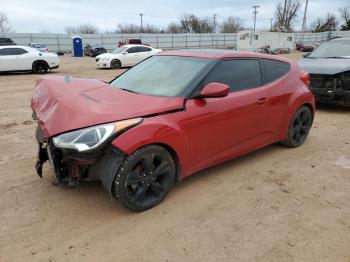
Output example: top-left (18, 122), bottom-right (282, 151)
top-left (142, 24), bottom-right (160, 33)
top-left (116, 23), bottom-right (140, 33)
top-left (65, 24), bottom-right (98, 34)
top-left (311, 13), bottom-right (338, 32)
top-left (273, 0), bottom-right (301, 31)
top-left (219, 16), bottom-right (242, 33)
top-left (0, 12), bottom-right (12, 33)
top-left (180, 14), bottom-right (214, 33)
top-left (166, 22), bottom-right (185, 33)
top-left (340, 7), bottom-right (350, 30)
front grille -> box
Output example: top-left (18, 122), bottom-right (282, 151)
top-left (310, 74), bottom-right (335, 90)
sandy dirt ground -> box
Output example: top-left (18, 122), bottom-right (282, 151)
top-left (0, 52), bottom-right (349, 262)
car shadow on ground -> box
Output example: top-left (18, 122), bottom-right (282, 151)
top-left (316, 102), bottom-right (350, 113)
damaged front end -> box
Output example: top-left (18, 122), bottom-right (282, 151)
top-left (310, 71), bottom-right (350, 106)
top-left (35, 124), bottom-right (126, 192)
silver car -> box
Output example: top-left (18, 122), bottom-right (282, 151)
top-left (28, 42), bottom-right (49, 52)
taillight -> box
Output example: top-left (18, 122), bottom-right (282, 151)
top-left (300, 71), bottom-right (310, 89)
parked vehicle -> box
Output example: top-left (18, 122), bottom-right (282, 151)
top-left (0, 38), bottom-right (16, 46)
top-left (95, 44), bottom-right (162, 69)
top-left (118, 38), bottom-right (142, 47)
top-left (296, 42), bottom-right (315, 52)
top-left (84, 44), bottom-right (107, 57)
top-left (0, 45), bottom-right (59, 73)
top-left (28, 43), bottom-right (49, 52)
top-left (298, 37), bottom-right (350, 106)
top-left (254, 45), bottom-right (277, 55)
top-left (32, 49), bottom-right (315, 212)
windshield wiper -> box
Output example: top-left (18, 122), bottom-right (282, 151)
top-left (318, 56), bottom-right (350, 59)
top-left (119, 88), bottom-right (139, 94)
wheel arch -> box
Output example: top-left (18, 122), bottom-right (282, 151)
top-left (111, 119), bottom-right (191, 179)
top-left (32, 59), bottom-right (49, 70)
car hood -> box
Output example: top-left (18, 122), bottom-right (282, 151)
top-left (298, 58), bottom-right (350, 75)
top-left (96, 53), bottom-right (118, 59)
top-left (31, 76), bottom-right (184, 137)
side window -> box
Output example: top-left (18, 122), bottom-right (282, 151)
top-left (0, 48), bottom-right (28, 56)
top-left (202, 59), bottom-right (262, 92)
top-left (138, 46), bottom-right (151, 52)
top-left (127, 47), bottom-right (139, 53)
top-left (262, 59), bottom-right (291, 83)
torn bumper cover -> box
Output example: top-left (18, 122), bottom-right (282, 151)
top-left (35, 125), bottom-right (125, 194)
top-left (310, 73), bottom-right (350, 106)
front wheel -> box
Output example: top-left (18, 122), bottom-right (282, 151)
top-left (113, 145), bottom-right (176, 212)
top-left (282, 106), bottom-right (313, 147)
top-left (110, 59), bottom-right (121, 69)
top-left (32, 61), bottom-right (48, 74)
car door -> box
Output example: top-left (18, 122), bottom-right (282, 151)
top-left (0, 48), bottom-right (29, 71)
top-left (123, 46), bottom-right (140, 66)
top-left (185, 59), bottom-right (275, 172)
top-left (136, 46), bottom-right (153, 63)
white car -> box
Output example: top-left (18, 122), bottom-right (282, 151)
top-left (0, 45), bottom-right (59, 73)
top-left (96, 44), bottom-right (162, 69)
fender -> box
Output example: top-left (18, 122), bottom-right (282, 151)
top-left (111, 113), bottom-right (192, 178)
top-left (281, 83), bottom-right (316, 139)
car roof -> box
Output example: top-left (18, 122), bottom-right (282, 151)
top-left (123, 44), bottom-right (152, 48)
top-left (158, 49), bottom-right (290, 61)
top-left (329, 36), bottom-right (350, 41)
top-left (0, 45), bottom-right (35, 51)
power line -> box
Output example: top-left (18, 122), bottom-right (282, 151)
top-left (252, 5), bottom-right (260, 31)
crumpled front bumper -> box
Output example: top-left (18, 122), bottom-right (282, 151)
top-left (35, 124), bottom-right (125, 194)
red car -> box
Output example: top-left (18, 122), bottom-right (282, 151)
top-left (32, 50), bottom-right (315, 211)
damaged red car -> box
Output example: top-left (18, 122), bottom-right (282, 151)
top-left (32, 50), bottom-right (315, 211)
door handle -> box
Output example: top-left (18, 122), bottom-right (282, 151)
top-left (257, 98), bottom-right (269, 105)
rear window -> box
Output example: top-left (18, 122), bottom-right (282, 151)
top-left (262, 59), bottom-right (290, 83)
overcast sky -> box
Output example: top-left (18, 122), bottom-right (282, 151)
top-left (1, 0), bottom-right (350, 33)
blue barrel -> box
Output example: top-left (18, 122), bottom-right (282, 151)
top-left (72, 36), bottom-right (83, 57)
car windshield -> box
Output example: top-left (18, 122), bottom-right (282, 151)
top-left (308, 39), bottom-right (350, 58)
top-left (110, 56), bottom-right (213, 97)
top-left (111, 46), bottom-right (128, 54)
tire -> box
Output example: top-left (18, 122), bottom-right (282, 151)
top-left (32, 61), bottom-right (48, 74)
top-left (281, 106), bottom-right (313, 147)
top-left (110, 59), bottom-right (121, 69)
top-left (113, 145), bottom-right (176, 212)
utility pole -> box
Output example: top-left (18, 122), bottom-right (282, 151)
top-left (270, 18), bottom-right (273, 31)
top-left (252, 5), bottom-right (260, 31)
top-left (212, 14), bottom-right (217, 33)
top-left (301, 0), bottom-right (309, 33)
top-left (140, 13), bottom-right (143, 34)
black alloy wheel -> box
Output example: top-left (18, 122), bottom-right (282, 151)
top-left (282, 106), bottom-right (312, 147)
top-left (113, 145), bottom-right (176, 212)
top-left (33, 61), bottom-right (48, 74)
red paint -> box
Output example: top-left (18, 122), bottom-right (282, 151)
top-left (200, 82), bottom-right (230, 98)
top-left (31, 76), bottom-right (184, 136)
top-left (32, 52), bottom-right (315, 179)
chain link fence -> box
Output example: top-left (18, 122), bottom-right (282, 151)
top-left (2, 31), bottom-right (350, 53)
top-left (1, 33), bottom-right (238, 52)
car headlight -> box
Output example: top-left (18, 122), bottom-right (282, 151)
top-left (52, 118), bottom-right (143, 152)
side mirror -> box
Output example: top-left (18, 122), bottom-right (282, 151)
top-left (303, 52), bottom-right (310, 58)
top-left (122, 51), bottom-right (128, 55)
top-left (199, 82), bottom-right (230, 98)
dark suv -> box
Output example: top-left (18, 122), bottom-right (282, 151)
top-left (0, 38), bottom-right (16, 46)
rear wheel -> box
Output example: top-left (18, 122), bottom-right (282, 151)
top-left (113, 145), bottom-right (176, 212)
top-left (110, 59), bottom-right (121, 69)
top-left (282, 106), bottom-right (312, 147)
top-left (33, 61), bottom-right (48, 74)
